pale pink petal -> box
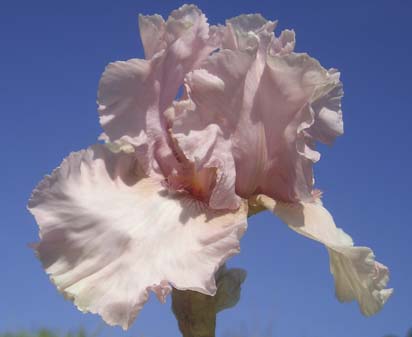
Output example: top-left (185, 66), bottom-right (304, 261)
top-left (183, 26), bottom-right (343, 202)
top-left (306, 69), bottom-right (344, 145)
top-left (138, 14), bottom-right (166, 59)
top-left (172, 122), bottom-right (241, 210)
top-left (98, 133), bottom-right (136, 155)
top-left (139, 4), bottom-right (223, 60)
top-left (223, 14), bottom-right (277, 51)
top-left (98, 5), bottom-right (222, 177)
top-left (165, 51), bottom-right (253, 209)
top-left (184, 51), bottom-right (254, 130)
top-left (170, 97), bottom-right (241, 209)
top-left (150, 5), bottom-right (215, 112)
top-left (269, 29), bottom-right (296, 55)
top-left (28, 144), bottom-right (248, 330)
top-left (270, 199), bottom-right (393, 316)
top-left (247, 54), bottom-right (340, 201)
top-left (98, 59), bottom-right (152, 145)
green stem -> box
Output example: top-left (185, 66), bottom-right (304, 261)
top-left (172, 289), bottom-right (216, 337)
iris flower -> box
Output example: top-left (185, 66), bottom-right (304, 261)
top-left (28, 5), bottom-right (392, 330)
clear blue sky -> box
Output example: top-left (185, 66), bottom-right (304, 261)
top-left (1, 0), bottom-right (411, 336)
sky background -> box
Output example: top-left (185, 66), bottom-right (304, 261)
top-left (1, 0), bottom-right (411, 336)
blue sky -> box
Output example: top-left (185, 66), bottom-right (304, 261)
top-left (1, 0), bottom-right (411, 336)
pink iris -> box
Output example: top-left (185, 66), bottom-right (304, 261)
top-left (28, 5), bottom-right (392, 330)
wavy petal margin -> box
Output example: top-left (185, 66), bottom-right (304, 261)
top-left (171, 108), bottom-right (241, 210)
top-left (98, 4), bottom-right (220, 143)
top-left (98, 5), bottom-right (223, 178)
top-left (252, 195), bottom-right (393, 316)
top-left (181, 17), bottom-right (343, 203)
top-left (28, 144), bottom-right (247, 329)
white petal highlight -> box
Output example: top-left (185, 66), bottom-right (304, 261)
top-left (28, 144), bottom-right (248, 329)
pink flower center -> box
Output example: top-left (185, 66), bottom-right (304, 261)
top-left (166, 165), bottom-right (217, 202)
top-left (155, 127), bottom-right (217, 203)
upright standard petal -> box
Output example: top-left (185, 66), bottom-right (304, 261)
top-left (97, 59), bottom-right (153, 145)
top-left (138, 14), bottom-right (167, 59)
top-left (223, 14), bottom-right (277, 51)
top-left (139, 5), bottom-right (208, 60)
top-left (269, 29), bottom-right (296, 55)
top-left (98, 5), bottom-right (223, 180)
top-left (181, 16), bottom-right (343, 202)
top-left (167, 50), bottom-right (254, 208)
top-left (28, 144), bottom-right (248, 329)
top-left (255, 196), bottom-right (393, 316)
top-left (99, 5), bottom-right (220, 144)
top-left (170, 100), bottom-right (241, 210)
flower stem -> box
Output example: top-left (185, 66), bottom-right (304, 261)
top-left (172, 289), bottom-right (216, 337)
